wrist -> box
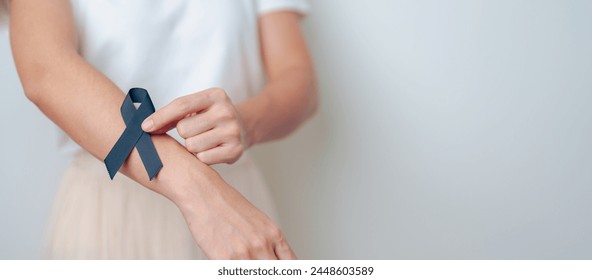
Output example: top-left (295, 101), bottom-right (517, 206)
top-left (234, 107), bottom-right (254, 150)
top-left (142, 135), bottom-right (219, 211)
top-left (236, 94), bottom-right (272, 148)
top-left (164, 164), bottom-right (227, 220)
top-left (166, 160), bottom-right (220, 215)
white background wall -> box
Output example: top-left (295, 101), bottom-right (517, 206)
top-left (0, 28), bottom-right (68, 258)
top-left (1, 0), bottom-right (592, 259)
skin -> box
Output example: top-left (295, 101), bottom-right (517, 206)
top-left (144, 11), bottom-right (317, 163)
top-left (10, 0), bottom-right (317, 259)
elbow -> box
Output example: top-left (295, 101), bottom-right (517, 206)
top-left (17, 62), bottom-right (53, 106)
top-left (22, 82), bottom-right (43, 105)
top-left (12, 50), bottom-right (48, 105)
top-left (21, 81), bottom-right (47, 107)
top-left (12, 47), bottom-right (79, 106)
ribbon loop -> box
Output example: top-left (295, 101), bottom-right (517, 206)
top-left (104, 88), bottom-right (163, 180)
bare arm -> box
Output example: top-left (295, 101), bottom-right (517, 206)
top-left (142, 11), bottom-right (317, 165)
top-left (238, 11), bottom-right (317, 146)
top-left (10, 0), bottom-right (197, 199)
top-left (10, 0), bottom-right (295, 259)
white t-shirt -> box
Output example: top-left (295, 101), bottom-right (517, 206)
top-left (61, 0), bottom-right (309, 156)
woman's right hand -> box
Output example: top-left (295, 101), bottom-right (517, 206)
top-left (163, 155), bottom-right (296, 259)
top-left (10, 0), bottom-right (295, 260)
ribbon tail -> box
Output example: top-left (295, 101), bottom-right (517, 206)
top-left (104, 125), bottom-right (143, 180)
top-left (136, 132), bottom-right (163, 180)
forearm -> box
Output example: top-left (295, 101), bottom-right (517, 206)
top-left (236, 11), bottom-right (317, 147)
top-left (9, 0), bottom-right (217, 204)
top-left (9, 0), bottom-right (298, 259)
top-left (237, 66), bottom-right (317, 147)
top-left (21, 52), bottom-right (219, 202)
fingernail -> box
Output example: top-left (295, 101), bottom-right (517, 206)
top-left (142, 119), bottom-right (153, 131)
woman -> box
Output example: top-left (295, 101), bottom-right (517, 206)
top-left (8, 0), bottom-right (317, 259)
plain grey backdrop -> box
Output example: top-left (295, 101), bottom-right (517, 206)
top-left (1, 0), bottom-right (591, 259)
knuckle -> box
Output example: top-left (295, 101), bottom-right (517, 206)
top-left (174, 97), bottom-right (190, 113)
top-left (230, 245), bottom-right (249, 260)
top-left (209, 88), bottom-right (232, 103)
top-left (184, 139), bottom-right (192, 151)
top-left (221, 92), bottom-right (231, 102)
top-left (268, 226), bottom-right (284, 241)
top-left (228, 123), bottom-right (241, 138)
top-left (176, 122), bottom-right (188, 138)
top-left (216, 106), bottom-right (234, 120)
top-left (232, 143), bottom-right (244, 156)
top-left (208, 87), bottom-right (225, 99)
top-left (196, 152), bottom-right (211, 164)
top-left (225, 145), bottom-right (242, 164)
top-left (249, 237), bottom-right (267, 252)
top-left (214, 87), bottom-right (228, 97)
top-left (237, 140), bottom-right (245, 151)
top-left (184, 138), bottom-right (196, 152)
top-left (226, 156), bottom-right (239, 165)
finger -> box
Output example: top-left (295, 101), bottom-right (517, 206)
top-left (150, 112), bottom-right (196, 135)
top-left (146, 121), bottom-right (177, 135)
top-left (240, 229), bottom-right (278, 260)
top-left (228, 241), bottom-right (251, 260)
top-left (142, 92), bottom-right (213, 133)
top-left (176, 111), bottom-right (217, 139)
top-left (243, 233), bottom-right (278, 260)
top-left (274, 239), bottom-right (297, 260)
top-left (252, 245), bottom-right (279, 260)
top-left (195, 145), bottom-right (241, 165)
top-left (185, 129), bottom-right (224, 154)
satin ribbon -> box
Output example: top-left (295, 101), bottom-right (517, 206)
top-left (104, 88), bottom-right (163, 180)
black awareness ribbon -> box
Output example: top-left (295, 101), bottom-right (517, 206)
top-left (104, 88), bottom-right (163, 180)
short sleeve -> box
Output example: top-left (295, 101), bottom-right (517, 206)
top-left (0, 0), bottom-right (8, 27)
top-left (256, 0), bottom-right (309, 16)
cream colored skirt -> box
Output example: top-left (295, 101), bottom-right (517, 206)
top-left (45, 150), bottom-right (278, 259)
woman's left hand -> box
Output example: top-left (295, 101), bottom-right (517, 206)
top-left (142, 88), bottom-right (249, 165)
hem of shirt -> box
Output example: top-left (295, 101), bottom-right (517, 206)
top-left (258, 4), bottom-right (309, 17)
